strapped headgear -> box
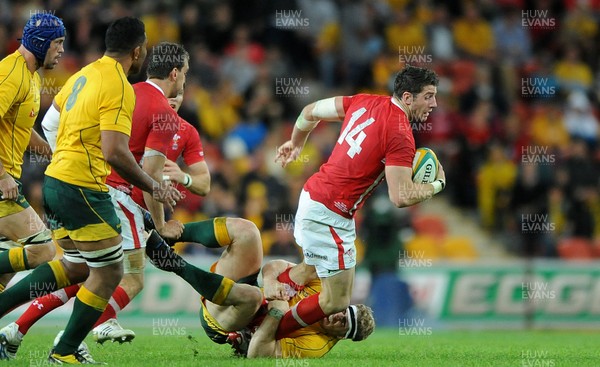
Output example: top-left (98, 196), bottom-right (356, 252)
top-left (21, 13), bottom-right (65, 64)
top-left (345, 305), bottom-right (359, 341)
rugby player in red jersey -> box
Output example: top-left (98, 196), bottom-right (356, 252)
top-left (272, 65), bottom-right (446, 339)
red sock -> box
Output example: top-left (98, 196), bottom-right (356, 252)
top-left (16, 284), bottom-right (80, 335)
top-left (277, 267), bottom-right (304, 291)
top-left (275, 293), bottom-right (327, 340)
top-left (93, 286), bottom-right (130, 327)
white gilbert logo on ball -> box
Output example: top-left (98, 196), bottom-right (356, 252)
top-left (412, 147), bottom-right (438, 184)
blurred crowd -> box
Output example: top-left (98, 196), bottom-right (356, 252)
top-left (2, 0), bottom-right (599, 260)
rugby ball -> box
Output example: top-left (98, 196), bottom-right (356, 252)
top-left (412, 147), bottom-right (438, 184)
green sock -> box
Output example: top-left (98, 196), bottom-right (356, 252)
top-left (174, 257), bottom-right (234, 305)
top-left (0, 248), bottom-right (29, 273)
top-left (0, 262), bottom-right (57, 316)
top-left (54, 288), bottom-right (106, 356)
top-left (178, 218), bottom-right (230, 248)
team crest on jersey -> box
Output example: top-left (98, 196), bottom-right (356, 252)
top-left (172, 134), bottom-right (181, 150)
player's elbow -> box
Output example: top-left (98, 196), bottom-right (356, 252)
top-left (392, 197), bottom-right (412, 208)
top-left (193, 181), bottom-right (210, 196)
top-left (389, 192), bottom-right (411, 208)
top-left (105, 150), bottom-right (124, 170)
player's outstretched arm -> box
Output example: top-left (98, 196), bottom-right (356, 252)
top-left (276, 96), bottom-right (346, 168)
top-left (163, 159), bottom-right (210, 196)
top-left (385, 163), bottom-right (446, 208)
top-left (247, 300), bottom-right (289, 358)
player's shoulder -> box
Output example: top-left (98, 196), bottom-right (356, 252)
top-left (133, 82), bottom-right (167, 104)
top-left (345, 93), bottom-right (391, 111)
top-left (0, 51), bottom-right (26, 79)
top-left (179, 118), bottom-right (197, 135)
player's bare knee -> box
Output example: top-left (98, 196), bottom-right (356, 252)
top-left (91, 262), bottom-right (124, 290)
top-left (60, 258), bottom-right (89, 283)
top-left (229, 218), bottom-right (261, 248)
top-left (24, 242), bottom-right (56, 267)
top-left (227, 284), bottom-right (262, 308)
top-left (244, 285), bottom-right (263, 307)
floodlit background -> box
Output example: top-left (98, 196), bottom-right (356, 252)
top-left (2, 0), bottom-right (600, 332)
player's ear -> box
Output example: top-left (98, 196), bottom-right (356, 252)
top-left (132, 45), bottom-right (141, 61)
top-left (169, 68), bottom-right (178, 82)
top-left (401, 91), bottom-right (413, 105)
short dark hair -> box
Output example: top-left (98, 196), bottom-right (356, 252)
top-left (147, 42), bottom-right (189, 79)
top-left (105, 16), bottom-right (146, 54)
top-left (393, 65), bottom-right (439, 98)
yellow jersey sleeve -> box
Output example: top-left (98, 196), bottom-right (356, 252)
top-left (98, 70), bottom-right (135, 136)
top-left (0, 51), bottom-right (39, 178)
top-left (0, 54), bottom-right (26, 118)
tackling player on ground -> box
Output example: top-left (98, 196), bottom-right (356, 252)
top-left (272, 65), bottom-right (445, 339)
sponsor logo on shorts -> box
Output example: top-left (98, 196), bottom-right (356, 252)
top-left (304, 251), bottom-right (327, 261)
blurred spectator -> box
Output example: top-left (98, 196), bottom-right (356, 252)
top-left (142, 2), bottom-right (180, 46)
top-left (553, 45), bottom-right (593, 92)
top-left (385, 7), bottom-right (427, 55)
top-left (563, 139), bottom-right (599, 212)
top-left (477, 143), bottom-right (517, 230)
top-left (493, 6), bottom-right (532, 66)
top-left (452, 2), bottom-right (495, 60)
top-left (427, 4), bottom-right (455, 62)
top-left (563, 90), bottom-right (598, 147)
top-left (509, 161), bottom-right (553, 256)
top-left (561, 1), bottom-right (598, 51)
top-left (529, 103), bottom-right (569, 150)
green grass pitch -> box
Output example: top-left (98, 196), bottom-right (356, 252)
top-left (7, 326), bottom-right (600, 366)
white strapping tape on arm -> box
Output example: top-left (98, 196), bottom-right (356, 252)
top-left (41, 104), bottom-right (60, 152)
top-left (312, 97), bottom-right (339, 120)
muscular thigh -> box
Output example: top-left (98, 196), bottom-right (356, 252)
top-left (213, 218), bottom-right (262, 281)
top-left (0, 206), bottom-right (46, 240)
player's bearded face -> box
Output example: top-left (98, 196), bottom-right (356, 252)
top-left (43, 37), bottom-right (65, 69)
top-left (409, 85), bottom-right (437, 123)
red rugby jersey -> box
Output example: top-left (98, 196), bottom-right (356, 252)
top-left (106, 81), bottom-right (180, 192)
top-left (304, 94), bottom-right (415, 218)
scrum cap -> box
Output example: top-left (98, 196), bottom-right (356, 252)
top-left (22, 13), bottom-right (65, 63)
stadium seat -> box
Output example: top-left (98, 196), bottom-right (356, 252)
top-left (404, 235), bottom-right (442, 260)
top-left (557, 237), bottom-right (594, 260)
top-left (412, 215), bottom-right (447, 238)
top-left (441, 236), bottom-right (478, 260)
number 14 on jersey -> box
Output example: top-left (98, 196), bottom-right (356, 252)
top-left (337, 107), bottom-right (375, 158)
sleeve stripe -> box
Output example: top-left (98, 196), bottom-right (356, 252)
top-left (113, 61), bottom-right (125, 125)
top-left (0, 56), bottom-right (25, 118)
